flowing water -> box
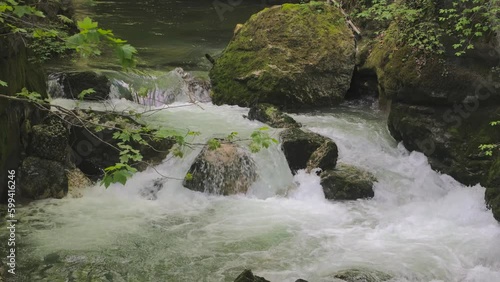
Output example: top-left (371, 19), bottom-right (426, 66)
top-left (12, 98), bottom-right (500, 281)
top-left (10, 1), bottom-right (500, 281)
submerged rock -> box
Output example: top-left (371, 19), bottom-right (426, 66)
top-left (234, 269), bottom-right (270, 282)
top-left (320, 164), bottom-right (376, 200)
top-left (19, 156), bottom-right (68, 199)
top-left (247, 103), bottom-right (300, 128)
top-left (140, 178), bottom-right (164, 200)
top-left (333, 268), bottom-right (392, 282)
top-left (210, 2), bottom-right (355, 108)
top-left (280, 128), bottom-right (338, 173)
top-left (184, 143), bottom-right (257, 195)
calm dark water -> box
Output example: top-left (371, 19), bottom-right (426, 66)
top-left (86, 0), bottom-right (269, 70)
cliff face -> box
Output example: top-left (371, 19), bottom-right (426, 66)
top-left (355, 1), bottom-right (500, 219)
top-left (0, 35), bottom-right (47, 202)
top-left (0, 0), bottom-right (78, 201)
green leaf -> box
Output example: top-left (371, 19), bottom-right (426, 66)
top-left (57, 14), bottom-right (73, 24)
top-left (12, 5), bottom-right (32, 17)
top-left (0, 80), bottom-right (7, 87)
top-left (118, 44), bottom-right (137, 60)
top-left (77, 17), bottom-right (98, 30)
top-left (131, 133), bottom-right (142, 142)
top-left (101, 175), bottom-right (113, 188)
top-left (185, 172), bottom-right (193, 181)
top-left (78, 88), bottom-right (95, 100)
top-left (112, 170), bottom-right (129, 185)
top-left (207, 138), bottom-right (221, 150)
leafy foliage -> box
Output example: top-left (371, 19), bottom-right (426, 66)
top-left (65, 17), bottom-right (137, 68)
top-left (0, 1), bottom-right (136, 67)
top-left (354, 0), bottom-right (499, 56)
top-left (480, 121), bottom-right (500, 156)
top-left (439, 0), bottom-right (499, 56)
top-left (16, 87), bottom-right (47, 102)
top-left (249, 127), bottom-right (278, 153)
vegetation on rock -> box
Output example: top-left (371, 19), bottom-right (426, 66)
top-left (209, 1), bottom-right (355, 108)
top-left (247, 103), bottom-right (301, 128)
top-left (320, 164), bottom-right (377, 200)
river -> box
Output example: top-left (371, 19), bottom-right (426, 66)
top-left (14, 0), bottom-right (500, 281)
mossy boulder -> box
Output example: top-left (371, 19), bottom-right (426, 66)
top-left (209, 2), bottom-right (355, 108)
top-left (333, 268), bottom-right (392, 282)
top-left (184, 143), bottom-right (257, 195)
top-left (364, 23), bottom-right (499, 106)
top-left (320, 164), bottom-right (376, 200)
top-left (247, 103), bottom-right (300, 128)
top-left (19, 156), bottom-right (68, 199)
top-left (280, 128), bottom-right (338, 173)
top-left (234, 269), bottom-right (270, 282)
top-left (28, 115), bottom-right (69, 163)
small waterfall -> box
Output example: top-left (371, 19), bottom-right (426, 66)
top-left (47, 73), bottom-right (65, 99)
top-left (47, 68), bottom-right (211, 105)
top-left (109, 68), bottom-right (211, 105)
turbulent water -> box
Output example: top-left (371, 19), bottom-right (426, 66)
top-left (12, 1), bottom-right (500, 281)
top-left (13, 97), bottom-right (500, 281)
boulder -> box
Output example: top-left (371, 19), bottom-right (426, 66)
top-left (28, 115), bottom-right (69, 163)
top-left (362, 21), bottom-right (500, 221)
top-left (19, 156), bottom-right (68, 199)
top-left (333, 268), bottom-right (392, 282)
top-left (210, 2), bottom-right (355, 108)
top-left (388, 103), bottom-right (500, 186)
top-left (49, 71), bottom-right (111, 100)
top-left (68, 110), bottom-right (175, 180)
top-left (183, 143), bottom-right (257, 195)
top-left (280, 128), bottom-right (338, 173)
top-left (234, 270), bottom-right (270, 282)
top-left (364, 23), bottom-right (500, 106)
top-left (320, 164), bottom-right (376, 200)
top-left (247, 103), bottom-right (300, 128)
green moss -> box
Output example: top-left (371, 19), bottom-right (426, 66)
top-left (209, 2), bottom-right (355, 108)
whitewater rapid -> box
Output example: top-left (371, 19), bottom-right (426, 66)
top-left (16, 99), bottom-right (500, 281)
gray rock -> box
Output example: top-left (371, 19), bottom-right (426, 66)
top-left (234, 270), bottom-right (270, 282)
top-left (184, 143), bottom-right (257, 195)
top-left (28, 115), bottom-right (69, 163)
top-left (248, 103), bottom-right (300, 128)
top-left (19, 156), bottom-right (68, 199)
top-left (333, 268), bottom-right (392, 282)
top-left (320, 164), bottom-right (376, 200)
top-left (280, 128), bottom-right (338, 174)
top-left (59, 71), bottom-right (111, 100)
